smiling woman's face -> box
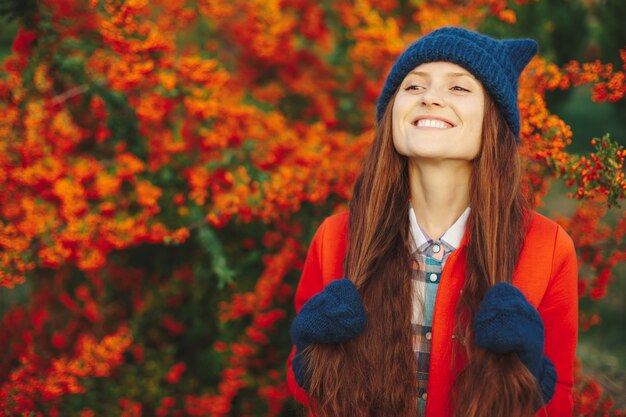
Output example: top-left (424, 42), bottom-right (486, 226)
top-left (391, 61), bottom-right (485, 163)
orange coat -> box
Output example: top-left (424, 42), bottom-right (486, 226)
top-left (287, 210), bottom-right (578, 417)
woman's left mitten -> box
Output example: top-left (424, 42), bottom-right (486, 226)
top-left (473, 282), bottom-right (556, 403)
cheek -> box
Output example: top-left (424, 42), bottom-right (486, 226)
top-left (391, 99), bottom-right (407, 152)
top-left (472, 112), bottom-right (484, 134)
top-left (467, 104), bottom-right (484, 135)
top-left (391, 97), bottom-right (404, 127)
top-left (467, 110), bottom-right (484, 154)
top-left (391, 92), bottom-right (414, 120)
top-left (392, 126), bottom-right (407, 156)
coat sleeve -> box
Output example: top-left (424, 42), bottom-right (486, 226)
top-left (286, 218), bottom-right (329, 407)
top-left (287, 213), bottom-right (349, 406)
top-left (536, 224), bottom-right (578, 416)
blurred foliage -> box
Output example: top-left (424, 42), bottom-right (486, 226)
top-left (480, 0), bottom-right (626, 154)
top-left (596, 0), bottom-right (626, 67)
top-left (481, 0), bottom-right (589, 65)
top-left (0, 0), bottom-right (38, 26)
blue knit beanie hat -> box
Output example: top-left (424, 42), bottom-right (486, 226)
top-left (376, 26), bottom-right (538, 138)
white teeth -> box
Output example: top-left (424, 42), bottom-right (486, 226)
top-left (416, 119), bottom-right (451, 129)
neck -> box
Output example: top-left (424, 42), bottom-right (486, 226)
top-left (408, 159), bottom-right (471, 239)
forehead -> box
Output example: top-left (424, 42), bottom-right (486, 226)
top-left (406, 61), bottom-right (476, 78)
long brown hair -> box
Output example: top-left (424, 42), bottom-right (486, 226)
top-left (451, 93), bottom-right (540, 417)
top-left (303, 91), bottom-right (539, 417)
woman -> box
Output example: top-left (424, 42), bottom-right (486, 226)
top-left (287, 27), bottom-right (578, 417)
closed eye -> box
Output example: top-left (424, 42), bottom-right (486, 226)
top-left (405, 85), bottom-right (424, 91)
top-left (451, 86), bottom-right (470, 92)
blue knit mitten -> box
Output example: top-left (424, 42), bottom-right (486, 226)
top-left (290, 278), bottom-right (367, 389)
top-left (473, 282), bottom-right (557, 404)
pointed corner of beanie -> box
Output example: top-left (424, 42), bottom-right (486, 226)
top-left (504, 39), bottom-right (539, 73)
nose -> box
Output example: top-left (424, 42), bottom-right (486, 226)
top-left (421, 88), bottom-right (446, 107)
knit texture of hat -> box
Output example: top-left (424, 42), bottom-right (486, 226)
top-left (376, 26), bottom-right (538, 138)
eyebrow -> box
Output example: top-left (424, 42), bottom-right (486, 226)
top-left (408, 71), bottom-right (476, 79)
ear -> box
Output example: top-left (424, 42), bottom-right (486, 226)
top-left (504, 39), bottom-right (539, 73)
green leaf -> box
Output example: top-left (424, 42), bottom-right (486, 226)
top-left (197, 226), bottom-right (235, 289)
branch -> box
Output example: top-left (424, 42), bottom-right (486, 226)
top-left (50, 84), bottom-right (90, 105)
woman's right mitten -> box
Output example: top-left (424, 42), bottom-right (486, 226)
top-left (290, 278), bottom-right (367, 388)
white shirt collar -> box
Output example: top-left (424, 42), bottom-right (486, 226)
top-left (409, 206), bottom-right (470, 251)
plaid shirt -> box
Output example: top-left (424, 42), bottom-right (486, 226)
top-left (408, 206), bottom-right (470, 412)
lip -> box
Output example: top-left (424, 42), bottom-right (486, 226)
top-left (411, 115), bottom-right (456, 128)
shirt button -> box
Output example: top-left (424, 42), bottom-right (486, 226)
top-left (421, 392), bottom-right (427, 401)
top-left (429, 273), bottom-right (438, 282)
top-left (432, 244), bottom-right (441, 254)
top-left (425, 332), bottom-right (432, 340)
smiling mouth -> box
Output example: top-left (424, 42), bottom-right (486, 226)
top-left (412, 118), bottom-right (454, 129)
